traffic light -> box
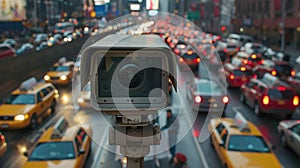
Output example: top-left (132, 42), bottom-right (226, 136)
top-left (221, 26), bottom-right (226, 32)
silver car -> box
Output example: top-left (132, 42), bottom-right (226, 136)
top-left (77, 82), bottom-right (91, 108)
top-left (278, 120), bottom-right (300, 156)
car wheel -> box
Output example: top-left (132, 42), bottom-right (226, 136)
top-left (210, 136), bottom-right (214, 148)
top-left (29, 115), bottom-right (38, 129)
top-left (240, 94), bottom-right (245, 104)
top-left (254, 102), bottom-right (262, 117)
top-left (280, 133), bottom-right (287, 147)
top-left (285, 114), bottom-right (293, 119)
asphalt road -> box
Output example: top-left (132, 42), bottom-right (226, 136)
top-left (1, 27), bottom-right (300, 168)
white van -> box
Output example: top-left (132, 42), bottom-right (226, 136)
top-left (227, 34), bottom-right (253, 47)
top-left (54, 22), bottom-right (74, 34)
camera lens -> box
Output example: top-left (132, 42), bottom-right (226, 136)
top-left (118, 63), bottom-right (145, 89)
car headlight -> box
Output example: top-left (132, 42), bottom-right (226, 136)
top-left (14, 114), bottom-right (28, 121)
top-left (44, 75), bottom-right (50, 80)
top-left (77, 97), bottom-right (85, 103)
top-left (60, 75), bottom-right (67, 80)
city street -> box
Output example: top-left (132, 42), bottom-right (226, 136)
top-left (1, 1), bottom-right (300, 167)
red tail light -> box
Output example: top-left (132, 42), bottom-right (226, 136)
top-left (253, 74), bottom-right (257, 79)
top-left (224, 48), bottom-right (228, 53)
top-left (223, 96), bottom-right (229, 104)
top-left (174, 48), bottom-right (180, 55)
top-left (0, 134), bottom-right (5, 143)
top-left (194, 96), bottom-right (202, 104)
top-left (291, 70), bottom-right (296, 76)
top-left (179, 58), bottom-right (184, 62)
top-left (260, 60), bottom-right (264, 64)
top-left (271, 70), bottom-right (277, 76)
top-left (277, 86), bottom-right (286, 91)
top-left (293, 96), bottom-right (299, 106)
top-left (262, 95), bottom-right (270, 105)
top-left (229, 74), bottom-right (235, 80)
top-left (169, 43), bottom-right (175, 48)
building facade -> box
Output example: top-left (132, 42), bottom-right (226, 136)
top-left (233, 0), bottom-right (300, 50)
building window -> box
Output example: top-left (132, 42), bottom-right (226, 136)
top-left (286, 0), bottom-right (293, 11)
top-left (258, 1), bottom-right (262, 13)
top-left (265, 0), bottom-right (270, 17)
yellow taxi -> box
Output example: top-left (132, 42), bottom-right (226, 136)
top-left (208, 112), bottom-right (282, 168)
top-left (44, 57), bottom-right (74, 85)
top-left (0, 77), bottom-right (58, 129)
top-left (23, 117), bottom-right (92, 168)
top-left (0, 132), bottom-right (7, 157)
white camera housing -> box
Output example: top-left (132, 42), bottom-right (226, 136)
top-left (80, 34), bottom-right (176, 115)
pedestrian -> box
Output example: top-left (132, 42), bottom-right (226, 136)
top-left (172, 153), bottom-right (189, 168)
top-left (162, 109), bottom-right (179, 161)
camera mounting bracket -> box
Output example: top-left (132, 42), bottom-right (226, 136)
top-left (109, 114), bottom-right (161, 168)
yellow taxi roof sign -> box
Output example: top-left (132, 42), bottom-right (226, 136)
top-left (234, 112), bottom-right (250, 133)
top-left (58, 57), bottom-right (67, 64)
top-left (51, 117), bottom-right (69, 139)
top-left (20, 77), bottom-right (37, 91)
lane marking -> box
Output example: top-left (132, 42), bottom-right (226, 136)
top-left (91, 125), bottom-right (109, 168)
top-left (183, 111), bottom-right (209, 168)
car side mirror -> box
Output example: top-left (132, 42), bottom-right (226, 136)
top-left (37, 97), bottom-right (42, 102)
top-left (79, 149), bottom-right (85, 155)
top-left (219, 141), bottom-right (225, 147)
top-left (270, 144), bottom-right (276, 150)
top-left (24, 151), bottom-right (29, 157)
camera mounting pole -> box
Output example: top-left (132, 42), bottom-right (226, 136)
top-left (109, 114), bottom-right (161, 168)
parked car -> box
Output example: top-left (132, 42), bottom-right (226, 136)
top-left (16, 43), bottom-right (34, 55)
top-left (2, 38), bottom-right (16, 48)
top-left (0, 44), bottom-right (16, 59)
top-left (34, 33), bottom-right (48, 45)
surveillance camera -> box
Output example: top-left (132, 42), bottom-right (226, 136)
top-left (80, 34), bottom-right (177, 115)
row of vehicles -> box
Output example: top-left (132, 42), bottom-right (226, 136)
top-left (0, 57), bottom-right (92, 167)
top-left (146, 20), bottom-right (300, 167)
top-left (0, 21), bottom-right (92, 59)
top-left (0, 57), bottom-right (75, 130)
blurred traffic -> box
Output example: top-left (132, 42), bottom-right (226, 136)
top-left (0, 2), bottom-right (300, 168)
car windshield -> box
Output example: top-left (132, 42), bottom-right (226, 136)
top-left (227, 45), bottom-right (236, 49)
top-left (5, 94), bottom-right (35, 104)
top-left (268, 89), bottom-right (294, 99)
top-left (196, 82), bottom-right (222, 93)
top-left (275, 65), bottom-right (291, 72)
top-left (248, 57), bottom-right (262, 62)
top-left (50, 66), bottom-right (69, 72)
top-left (233, 70), bottom-right (253, 76)
top-left (29, 142), bottom-right (75, 161)
top-left (228, 135), bottom-right (270, 153)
